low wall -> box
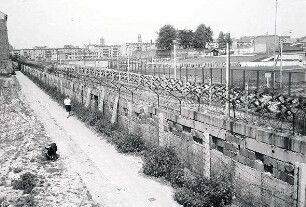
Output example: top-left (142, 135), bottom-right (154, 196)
top-left (22, 65), bottom-right (306, 207)
top-left (241, 61), bottom-right (304, 67)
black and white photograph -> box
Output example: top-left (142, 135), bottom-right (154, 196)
top-left (1, 0), bottom-right (306, 206)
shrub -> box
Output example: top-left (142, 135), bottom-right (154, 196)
top-left (15, 195), bottom-right (35, 207)
top-left (95, 119), bottom-right (113, 136)
top-left (166, 165), bottom-right (185, 187)
top-left (174, 187), bottom-right (210, 207)
top-left (143, 146), bottom-right (184, 186)
top-left (115, 134), bottom-right (146, 153)
top-left (12, 172), bottom-right (36, 194)
top-left (175, 176), bottom-right (233, 207)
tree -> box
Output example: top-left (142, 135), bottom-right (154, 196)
top-left (193, 24), bottom-right (213, 49)
top-left (156, 25), bottom-right (177, 50)
top-left (217, 31), bottom-right (225, 48)
top-left (177, 29), bottom-right (194, 49)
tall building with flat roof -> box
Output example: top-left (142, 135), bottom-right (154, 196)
top-left (0, 11), bottom-right (12, 75)
top-left (100, 37), bottom-right (105, 46)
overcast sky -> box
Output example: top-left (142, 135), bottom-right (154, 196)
top-left (1, 0), bottom-right (305, 49)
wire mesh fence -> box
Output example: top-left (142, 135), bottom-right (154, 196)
top-left (108, 59), bottom-right (306, 97)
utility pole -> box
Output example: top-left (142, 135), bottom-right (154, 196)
top-left (173, 40), bottom-right (177, 80)
top-left (117, 52), bottom-right (119, 70)
top-left (280, 40), bottom-right (283, 89)
top-left (56, 48), bottom-right (59, 64)
top-left (83, 47), bottom-right (86, 65)
top-left (127, 47), bottom-right (130, 82)
top-left (225, 42), bottom-right (230, 117)
top-left (273, 0), bottom-right (278, 88)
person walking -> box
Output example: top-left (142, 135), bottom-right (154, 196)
top-left (64, 96), bottom-right (72, 118)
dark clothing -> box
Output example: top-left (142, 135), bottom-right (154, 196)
top-left (65, 105), bottom-right (71, 112)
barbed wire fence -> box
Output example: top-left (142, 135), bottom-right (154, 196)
top-left (19, 60), bottom-right (306, 136)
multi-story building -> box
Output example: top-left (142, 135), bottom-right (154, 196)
top-left (253, 35), bottom-right (291, 54)
top-left (120, 42), bottom-right (156, 57)
top-left (87, 44), bottom-right (121, 59)
top-left (12, 35), bottom-right (157, 62)
top-left (0, 10), bottom-right (12, 74)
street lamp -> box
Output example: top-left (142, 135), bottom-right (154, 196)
top-left (173, 40), bottom-right (177, 80)
top-left (273, 0), bottom-right (278, 88)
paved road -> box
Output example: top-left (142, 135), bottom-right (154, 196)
top-left (16, 71), bottom-right (180, 207)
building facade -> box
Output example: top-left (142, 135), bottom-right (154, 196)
top-left (0, 11), bottom-right (12, 75)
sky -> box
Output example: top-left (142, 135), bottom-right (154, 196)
top-left (0, 0), bottom-right (305, 49)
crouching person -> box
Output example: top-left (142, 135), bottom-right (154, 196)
top-left (45, 143), bottom-right (58, 160)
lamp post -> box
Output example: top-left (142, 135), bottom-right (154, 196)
top-left (273, 0), bottom-right (278, 88)
top-left (173, 40), bottom-right (177, 80)
top-left (127, 46), bottom-right (130, 82)
top-left (225, 42), bottom-right (230, 117)
top-left (280, 40), bottom-right (283, 89)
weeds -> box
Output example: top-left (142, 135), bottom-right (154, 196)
top-left (12, 172), bottom-right (37, 194)
top-left (15, 195), bottom-right (35, 207)
top-left (174, 176), bottom-right (233, 207)
top-left (143, 146), bottom-right (185, 187)
top-left (115, 134), bottom-right (146, 153)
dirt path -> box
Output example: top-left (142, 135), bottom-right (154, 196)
top-left (15, 71), bottom-right (180, 207)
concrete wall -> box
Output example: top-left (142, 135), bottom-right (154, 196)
top-left (0, 17), bottom-right (12, 75)
top-left (22, 65), bottom-right (306, 207)
top-left (241, 61), bottom-right (303, 67)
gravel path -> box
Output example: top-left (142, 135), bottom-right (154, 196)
top-left (16, 71), bottom-right (180, 207)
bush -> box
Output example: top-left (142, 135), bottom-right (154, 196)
top-left (174, 187), bottom-right (210, 207)
top-left (95, 119), bottom-right (113, 136)
top-left (15, 195), bottom-right (35, 207)
top-left (12, 172), bottom-right (36, 194)
top-left (143, 146), bottom-right (184, 186)
top-left (115, 134), bottom-right (146, 153)
top-left (175, 176), bottom-right (233, 207)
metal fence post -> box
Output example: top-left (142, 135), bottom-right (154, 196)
top-left (202, 67), bottom-right (205, 84)
top-left (288, 72), bottom-right (292, 96)
top-left (243, 69), bottom-right (246, 89)
top-left (245, 83), bottom-right (249, 118)
top-left (186, 66), bottom-right (188, 82)
top-left (180, 65), bottom-right (182, 81)
top-left (256, 70), bottom-right (260, 91)
top-left (230, 69), bottom-right (234, 86)
top-left (210, 68), bottom-right (213, 85)
top-left (220, 68), bottom-right (223, 85)
top-left (194, 65), bottom-right (197, 83)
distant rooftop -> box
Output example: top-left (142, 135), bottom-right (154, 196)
top-left (0, 11), bottom-right (8, 20)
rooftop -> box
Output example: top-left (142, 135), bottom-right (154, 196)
top-left (0, 11), bottom-right (8, 20)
